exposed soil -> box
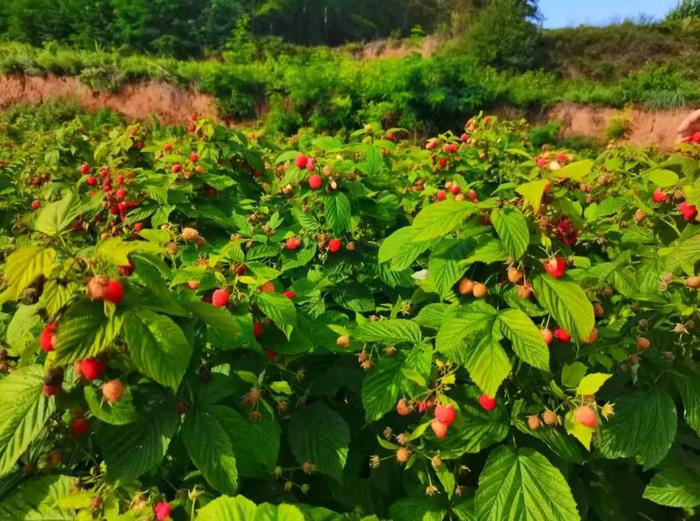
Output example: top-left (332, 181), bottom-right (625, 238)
top-left (352, 35), bottom-right (440, 59)
top-left (543, 103), bottom-right (692, 149)
top-left (0, 74), bottom-right (695, 149)
top-left (0, 74), bottom-right (217, 124)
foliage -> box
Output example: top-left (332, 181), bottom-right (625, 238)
top-left (0, 107), bottom-right (698, 519)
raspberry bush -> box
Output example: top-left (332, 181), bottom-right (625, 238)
top-left (0, 112), bottom-right (698, 520)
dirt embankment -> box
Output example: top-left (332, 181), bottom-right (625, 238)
top-left (0, 74), bottom-right (217, 124)
top-left (0, 74), bottom-right (694, 149)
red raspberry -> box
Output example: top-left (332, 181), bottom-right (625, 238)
top-left (544, 257), bottom-right (567, 278)
top-left (431, 419), bottom-right (449, 439)
top-left (308, 174), bottom-right (323, 190)
top-left (78, 358), bottom-right (106, 381)
top-left (211, 289), bottom-right (230, 308)
top-left (554, 327), bottom-right (571, 343)
top-left (434, 404), bottom-right (456, 426)
top-left (328, 239), bottom-right (342, 253)
top-left (105, 280), bottom-right (125, 305)
top-left (286, 237), bottom-right (301, 251)
top-left (478, 394), bottom-right (497, 412)
top-left (40, 323), bottom-right (58, 352)
top-left (295, 154), bottom-right (308, 169)
top-left (575, 405), bottom-right (597, 428)
top-left (70, 417), bottom-right (90, 438)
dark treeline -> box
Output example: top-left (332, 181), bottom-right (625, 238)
top-left (0, 0), bottom-right (496, 57)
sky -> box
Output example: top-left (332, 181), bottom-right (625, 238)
top-left (538, 0), bottom-right (680, 28)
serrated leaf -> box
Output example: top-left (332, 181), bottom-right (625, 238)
top-left (97, 395), bottom-right (178, 482)
top-left (55, 299), bottom-right (123, 364)
top-left (491, 206), bottom-right (529, 259)
top-left (379, 227), bottom-right (433, 271)
top-left (95, 237), bottom-right (163, 266)
top-left (0, 475), bottom-right (74, 520)
top-left (516, 179), bottom-right (547, 214)
top-left (33, 192), bottom-right (80, 236)
top-left (676, 371), bottom-right (700, 436)
top-left (123, 310), bottom-right (192, 391)
top-left (362, 355), bottom-right (403, 422)
top-left (215, 404), bottom-right (280, 477)
top-left (270, 381), bottom-right (293, 395)
top-left (597, 390), bottom-right (677, 467)
top-left (498, 309), bottom-right (549, 371)
top-left (475, 446), bottom-right (581, 521)
top-left (576, 373), bottom-right (611, 396)
top-left (532, 275), bottom-right (594, 343)
top-left (388, 497), bottom-right (447, 521)
top-left (195, 495), bottom-right (258, 521)
top-left (0, 247), bottom-right (56, 304)
top-left (324, 193), bottom-right (351, 233)
top-left (643, 455), bottom-right (700, 508)
top-left (427, 240), bottom-right (472, 297)
top-left (561, 362), bottom-right (587, 388)
top-left (410, 200), bottom-right (477, 241)
top-left (182, 408), bottom-right (238, 493)
top-left (557, 159), bottom-right (593, 180)
top-left (288, 402), bottom-right (349, 482)
top-left (0, 366), bottom-right (55, 477)
top-left (643, 168), bottom-right (679, 188)
top-left (354, 319), bottom-right (421, 344)
top-left (256, 292), bottom-right (297, 339)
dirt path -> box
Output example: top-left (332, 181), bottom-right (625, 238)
top-left (0, 74), bottom-right (694, 148)
top-left (0, 74), bottom-right (217, 124)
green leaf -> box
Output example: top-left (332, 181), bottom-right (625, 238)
top-left (84, 385), bottom-right (139, 426)
top-left (388, 497), bottom-right (448, 521)
top-left (256, 503), bottom-right (306, 521)
top-left (676, 371), bottom-right (700, 436)
top-left (215, 404), bottom-right (280, 477)
top-left (414, 303), bottom-right (449, 330)
top-left (498, 309), bottom-right (549, 371)
top-left (597, 390), bottom-right (677, 467)
top-left (182, 408), bottom-right (238, 494)
top-left (379, 226), bottom-right (433, 271)
top-left (436, 303), bottom-right (498, 361)
top-left (0, 475), bottom-right (74, 520)
top-left (0, 247), bottom-right (56, 304)
top-left (532, 275), bottom-right (594, 343)
top-left (464, 323), bottom-right (511, 397)
top-left (561, 362), bottom-right (587, 388)
top-left (123, 310), bottom-right (192, 391)
top-left (491, 207), bottom-right (529, 259)
top-left (95, 237), bottom-right (163, 266)
top-left (96, 395), bottom-right (178, 482)
top-left (324, 193), bottom-right (352, 233)
top-left (576, 373), bottom-right (612, 396)
top-left (288, 402), bottom-right (349, 482)
top-left (475, 446), bottom-right (581, 521)
top-left (557, 159), bottom-right (593, 180)
top-left (6, 304), bottom-right (40, 354)
top-left (427, 240), bottom-right (472, 297)
top-left (564, 409), bottom-right (594, 450)
top-left (33, 192), bottom-right (80, 236)
top-left (0, 366), bottom-right (55, 477)
top-left (187, 300), bottom-right (245, 347)
top-left (195, 495), bottom-right (258, 521)
top-left (410, 200), bottom-right (477, 241)
top-left (55, 299), bottom-right (123, 364)
top-left (516, 179), bottom-right (547, 214)
top-left (643, 168), bottom-right (679, 188)
top-left (354, 319), bottom-right (421, 344)
top-left (362, 355), bottom-right (403, 422)
top-left (643, 454), bottom-right (700, 508)
top-left (256, 292), bottom-right (297, 339)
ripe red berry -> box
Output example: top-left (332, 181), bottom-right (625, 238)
top-left (79, 163), bottom-right (90, 175)
top-left (574, 405), bottom-right (597, 428)
top-left (450, 184), bottom-right (461, 195)
top-left (436, 190), bottom-right (447, 201)
top-left (78, 358), bottom-right (106, 381)
top-left (187, 122), bottom-right (196, 133)
top-left (118, 264), bottom-right (134, 277)
top-left (133, 222), bottom-right (144, 232)
top-left (328, 239), bottom-right (342, 253)
top-left (431, 419), bottom-right (449, 439)
top-left (652, 188), bottom-right (667, 203)
top-left (163, 143), bottom-right (173, 152)
top-left (544, 256), bottom-right (567, 278)
top-left (253, 321), bottom-right (263, 338)
top-left (105, 280), bottom-right (125, 305)
top-left (434, 404), bottom-right (456, 426)
top-left (115, 187), bottom-right (127, 200)
top-left (171, 164), bottom-right (182, 174)
top-left (478, 394), bottom-right (497, 412)
top-left (286, 237), bottom-right (301, 251)
top-left (211, 289), bottom-right (230, 308)
top-left (308, 174), bottom-right (323, 190)
top-left (260, 281), bottom-right (275, 293)
top-left (438, 158), bottom-right (447, 168)
top-left (40, 323), bottom-right (58, 352)
top-left (679, 201), bottom-right (698, 222)
top-left (31, 200), bottom-right (41, 209)
top-left (189, 152), bottom-right (199, 163)
top-left (295, 154), bottom-right (309, 169)
top-left (554, 327), bottom-right (571, 343)
top-left (283, 290), bottom-right (296, 299)
top-left (102, 379), bottom-right (124, 403)
top-left (70, 417), bottom-right (90, 438)
top-left (306, 158), bottom-right (316, 172)
top-left (86, 176), bottom-right (98, 186)
top-left (116, 174), bottom-right (125, 185)
top-left (460, 132), bottom-right (468, 142)
top-left (153, 501), bottom-right (173, 521)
